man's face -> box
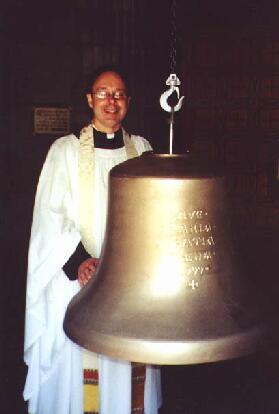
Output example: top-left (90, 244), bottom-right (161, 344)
top-left (87, 71), bottom-right (130, 133)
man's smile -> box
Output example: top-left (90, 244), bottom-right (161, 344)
top-left (104, 107), bottom-right (118, 113)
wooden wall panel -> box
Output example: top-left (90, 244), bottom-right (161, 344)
top-left (260, 109), bottom-right (279, 129)
top-left (181, 29), bottom-right (279, 228)
top-left (261, 76), bottom-right (279, 98)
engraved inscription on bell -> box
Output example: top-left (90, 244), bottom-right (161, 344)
top-left (159, 208), bottom-right (217, 290)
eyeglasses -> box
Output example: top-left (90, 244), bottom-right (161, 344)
top-left (93, 90), bottom-right (128, 100)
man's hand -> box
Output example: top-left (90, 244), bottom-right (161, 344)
top-left (78, 258), bottom-right (99, 287)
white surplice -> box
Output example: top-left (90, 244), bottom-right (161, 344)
top-left (23, 134), bottom-right (162, 414)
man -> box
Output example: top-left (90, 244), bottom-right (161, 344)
top-left (24, 66), bottom-right (162, 414)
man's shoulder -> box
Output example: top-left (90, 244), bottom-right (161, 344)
top-left (130, 134), bottom-right (152, 152)
top-left (48, 133), bottom-right (79, 155)
top-left (42, 134), bottom-right (80, 167)
top-left (51, 133), bottom-right (79, 148)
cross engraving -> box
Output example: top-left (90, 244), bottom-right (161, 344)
top-left (188, 279), bottom-right (199, 290)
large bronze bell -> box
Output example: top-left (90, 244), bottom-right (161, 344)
top-left (64, 153), bottom-right (273, 365)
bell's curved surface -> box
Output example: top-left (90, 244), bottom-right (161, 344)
top-left (64, 153), bottom-right (273, 365)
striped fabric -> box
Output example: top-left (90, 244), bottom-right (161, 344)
top-left (131, 363), bottom-right (146, 414)
top-left (83, 364), bottom-right (146, 414)
top-left (84, 369), bottom-right (99, 414)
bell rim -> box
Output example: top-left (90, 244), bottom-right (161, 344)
top-left (65, 322), bottom-right (270, 365)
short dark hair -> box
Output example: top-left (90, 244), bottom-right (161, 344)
top-left (85, 64), bottom-right (130, 95)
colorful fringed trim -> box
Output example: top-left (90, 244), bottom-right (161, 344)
top-left (83, 364), bottom-right (146, 414)
top-left (84, 369), bottom-right (99, 414)
top-left (132, 363), bottom-right (146, 414)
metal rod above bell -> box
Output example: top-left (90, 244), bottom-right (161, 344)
top-left (64, 152), bottom-right (274, 365)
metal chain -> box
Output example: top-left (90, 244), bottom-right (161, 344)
top-left (170, 0), bottom-right (177, 74)
top-left (160, 0), bottom-right (184, 154)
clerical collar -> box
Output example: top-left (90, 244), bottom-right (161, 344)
top-left (93, 127), bottom-right (124, 149)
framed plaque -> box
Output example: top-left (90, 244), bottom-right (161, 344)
top-left (34, 107), bottom-right (70, 135)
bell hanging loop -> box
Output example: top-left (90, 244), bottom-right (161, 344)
top-left (159, 73), bottom-right (184, 113)
top-left (160, 73), bottom-right (184, 154)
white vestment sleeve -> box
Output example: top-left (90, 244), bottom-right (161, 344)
top-left (23, 137), bottom-right (83, 414)
top-left (132, 134), bottom-right (153, 155)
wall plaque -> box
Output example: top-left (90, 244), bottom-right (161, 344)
top-left (34, 107), bottom-right (70, 135)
